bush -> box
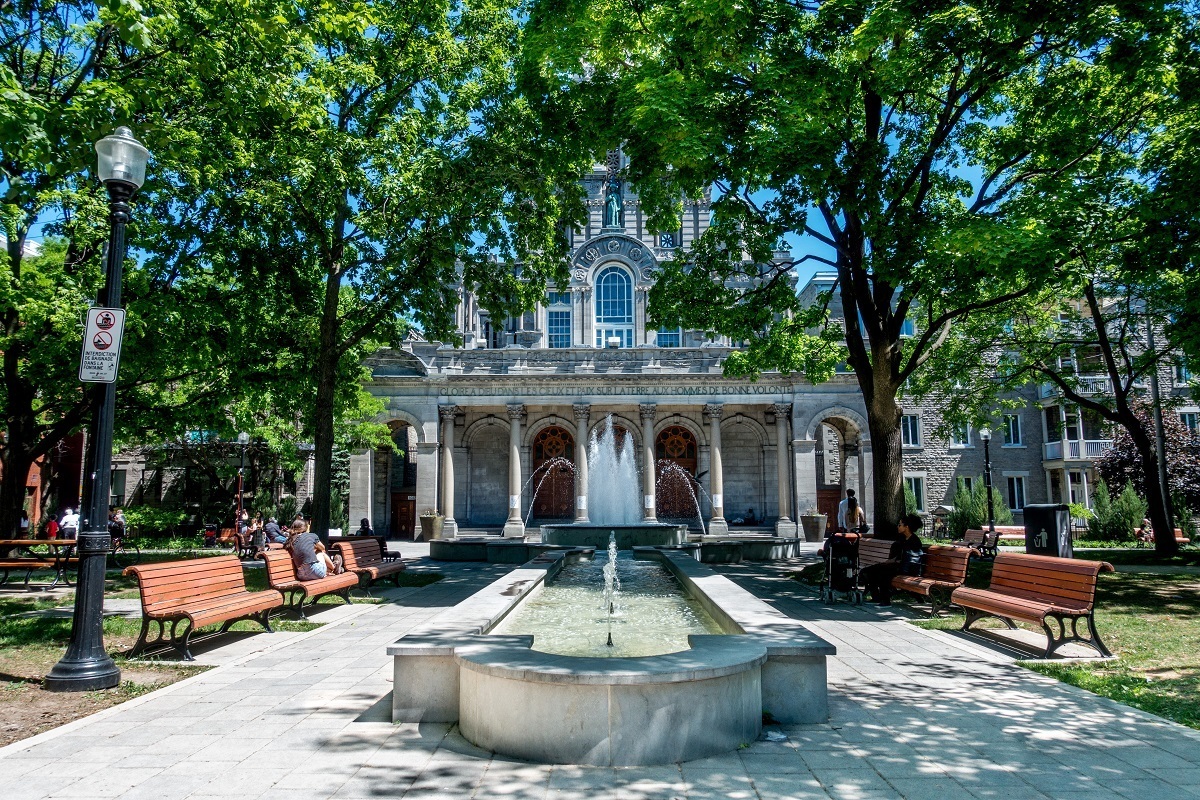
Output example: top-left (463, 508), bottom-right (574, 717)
top-left (1088, 480), bottom-right (1146, 543)
top-left (123, 506), bottom-right (188, 536)
top-left (945, 477), bottom-right (1013, 540)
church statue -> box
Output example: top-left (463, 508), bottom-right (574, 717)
top-left (604, 180), bottom-right (623, 228)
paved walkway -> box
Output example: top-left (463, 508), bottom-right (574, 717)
top-left (2, 545), bottom-right (1199, 800)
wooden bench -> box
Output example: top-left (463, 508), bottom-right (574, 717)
top-left (262, 549), bottom-right (359, 619)
top-left (1136, 527), bottom-right (1191, 547)
top-left (952, 529), bottom-right (999, 560)
top-left (856, 538), bottom-right (972, 615)
top-left (123, 555), bottom-right (284, 661)
top-left (950, 553), bottom-right (1114, 658)
top-left (329, 534), bottom-right (400, 562)
top-left (332, 540), bottom-right (406, 593)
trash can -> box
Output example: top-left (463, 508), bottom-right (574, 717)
top-left (1023, 504), bottom-right (1072, 558)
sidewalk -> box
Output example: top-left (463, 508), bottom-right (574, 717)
top-left (1, 546), bottom-right (1198, 800)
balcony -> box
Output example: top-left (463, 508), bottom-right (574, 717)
top-left (1043, 439), bottom-right (1114, 461)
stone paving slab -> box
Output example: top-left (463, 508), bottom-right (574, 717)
top-left (3, 545), bottom-right (1200, 800)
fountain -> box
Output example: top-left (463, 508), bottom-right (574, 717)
top-left (391, 542), bottom-right (834, 765)
top-left (541, 417), bottom-right (687, 549)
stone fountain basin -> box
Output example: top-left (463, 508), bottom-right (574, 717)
top-left (388, 549), bottom-right (834, 766)
top-left (541, 522), bottom-right (687, 550)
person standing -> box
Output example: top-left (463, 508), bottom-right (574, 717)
top-left (60, 507), bottom-right (80, 540)
top-left (859, 514), bottom-right (924, 605)
top-left (19, 510), bottom-right (30, 538)
top-left (837, 490), bottom-right (867, 533)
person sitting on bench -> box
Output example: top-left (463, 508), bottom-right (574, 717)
top-left (859, 514), bottom-right (923, 606)
top-left (285, 521), bottom-right (342, 580)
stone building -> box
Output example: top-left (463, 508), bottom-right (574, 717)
top-left (348, 160), bottom-right (1196, 538)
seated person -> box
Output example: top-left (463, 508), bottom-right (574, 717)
top-left (745, 508), bottom-right (757, 525)
top-left (355, 518), bottom-right (374, 536)
top-left (858, 513), bottom-right (923, 606)
top-left (286, 522), bottom-right (342, 580)
top-left (263, 517), bottom-right (286, 544)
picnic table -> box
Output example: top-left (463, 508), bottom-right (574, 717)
top-left (0, 538), bottom-right (78, 587)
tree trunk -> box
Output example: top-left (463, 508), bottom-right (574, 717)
top-left (309, 270), bottom-right (342, 542)
top-left (0, 444), bottom-right (34, 539)
top-left (867, 382), bottom-right (905, 539)
top-left (1122, 412), bottom-right (1178, 556)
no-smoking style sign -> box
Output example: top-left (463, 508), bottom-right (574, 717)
top-left (79, 307), bottom-right (126, 383)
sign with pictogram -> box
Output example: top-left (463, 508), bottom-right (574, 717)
top-left (79, 307), bottom-right (126, 383)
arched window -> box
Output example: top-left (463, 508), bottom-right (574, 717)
top-left (594, 265), bottom-right (634, 347)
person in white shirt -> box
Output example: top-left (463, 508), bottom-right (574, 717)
top-left (837, 490), bottom-right (866, 533)
top-left (60, 508), bottom-right (80, 539)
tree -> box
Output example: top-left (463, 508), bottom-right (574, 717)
top-left (0, 0), bottom-right (303, 536)
top-left (1086, 479), bottom-right (1147, 544)
top-left (946, 477), bottom-right (1012, 541)
top-left (189, 0), bottom-right (590, 538)
top-left (1095, 402), bottom-right (1200, 517)
top-left (523, 0), bottom-right (1180, 535)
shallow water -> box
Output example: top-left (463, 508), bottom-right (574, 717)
top-left (490, 553), bottom-right (724, 657)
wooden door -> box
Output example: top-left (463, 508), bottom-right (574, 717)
top-left (391, 493), bottom-right (416, 539)
top-left (655, 426), bottom-right (699, 520)
top-left (531, 426), bottom-right (575, 519)
top-left (817, 488), bottom-right (841, 532)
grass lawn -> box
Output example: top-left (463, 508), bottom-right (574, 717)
top-left (794, 551), bottom-right (1200, 730)
top-left (0, 557), bottom-right (444, 745)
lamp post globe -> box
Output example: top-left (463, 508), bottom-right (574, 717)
top-left (46, 127), bottom-right (149, 692)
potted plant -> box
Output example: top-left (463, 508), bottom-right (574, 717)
top-left (419, 509), bottom-right (445, 541)
top-left (799, 503), bottom-right (827, 542)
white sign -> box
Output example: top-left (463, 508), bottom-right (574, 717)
top-left (79, 307), bottom-right (126, 383)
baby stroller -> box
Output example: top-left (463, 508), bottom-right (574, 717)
top-left (821, 533), bottom-right (863, 604)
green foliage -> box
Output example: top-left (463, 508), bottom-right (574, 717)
top-left (1089, 480), bottom-right (1148, 544)
top-left (945, 478), bottom-right (1014, 540)
top-left (277, 495), bottom-right (299, 526)
top-left (904, 483), bottom-right (918, 517)
top-left (1069, 503), bottom-right (1094, 522)
top-left (122, 506), bottom-right (188, 536)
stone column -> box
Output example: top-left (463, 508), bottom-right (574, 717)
top-left (771, 404), bottom-right (796, 536)
top-left (503, 404), bottom-right (526, 538)
top-left (705, 404), bottom-right (729, 536)
top-left (573, 404), bottom-right (590, 522)
top-left (640, 404), bottom-right (657, 521)
top-left (439, 405), bottom-right (459, 538)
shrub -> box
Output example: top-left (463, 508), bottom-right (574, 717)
top-left (946, 477), bottom-right (1013, 540)
top-left (1088, 480), bottom-right (1146, 543)
top-left (123, 506), bottom-right (188, 536)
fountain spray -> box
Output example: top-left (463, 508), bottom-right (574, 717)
top-left (601, 532), bottom-right (620, 647)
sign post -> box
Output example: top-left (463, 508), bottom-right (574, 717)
top-left (78, 307), bottom-right (126, 383)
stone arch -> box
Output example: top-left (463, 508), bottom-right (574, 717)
top-left (383, 409), bottom-right (428, 443)
top-left (587, 413), bottom-right (642, 452)
top-left (653, 415), bottom-right (707, 447)
top-left (655, 424), bottom-right (701, 521)
top-left (801, 404), bottom-right (868, 443)
top-left (462, 414), bottom-right (511, 447)
top-left (720, 413), bottom-right (769, 444)
top-left (570, 233), bottom-right (658, 288)
top-left (524, 414), bottom-right (576, 448)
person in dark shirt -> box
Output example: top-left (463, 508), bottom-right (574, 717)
top-left (286, 521), bottom-right (340, 580)
top-left (859, 513), bottom-right (924, 606)
top-left (263, 518), bottom-right (285, 544)
top-left (355, 518), bottom-right (374, 536)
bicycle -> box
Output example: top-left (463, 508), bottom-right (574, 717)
top-left (109, 531), bottom-right (141, 568)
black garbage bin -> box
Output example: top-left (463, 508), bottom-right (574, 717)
top-left (1023, 503), bottom-right (1072, 558)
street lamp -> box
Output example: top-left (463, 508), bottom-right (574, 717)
top-left (46, 127), bottom-right (149, 692)
top-left (979, 427), bottom-right (996, 535)
top-left (237, 432), bottom-right (249, 533)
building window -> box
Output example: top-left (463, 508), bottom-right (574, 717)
top-left (548, 311), bottom-right (571, 348)
top-left (1181, 412), bottom-right (1199, 433)
top-left (657, 327), bottom-right (681, 348)
top-left (659, 232), bottom-right (677, 249)
top-left (901, 415), bottom-right (921, 447)
top-left (1006, 476), bottom-right (1026, 511)
top-left (899, 317), bottom-right (915, 337)
top-left (949, 423), bottom-right (972, 448)
top-left (1176, 362), bottom-right (1193, 383)
top-left (594, 265), bottom-right (634, 348)
top-left (905, 476), bottom-right (926, 512)
top-left (110, 469), bottom-right (127, 507)
top-left (1003, 414), bottom-right (1022, 446)
top-left (962, 476), bottom-right (974, 493)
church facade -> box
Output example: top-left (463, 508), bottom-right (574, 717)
top-left (347, 160), bottom-right (1196, 540)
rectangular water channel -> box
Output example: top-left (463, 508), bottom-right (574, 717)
top-left (489, 551), bottom-right (725, 657)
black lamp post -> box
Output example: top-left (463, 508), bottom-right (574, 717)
top-left (47, 127), bottom-right (149, 692)
top-left (237, 431), bottom-right (249, 531)
top-left (979, 426), bottom-right (996, 534)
